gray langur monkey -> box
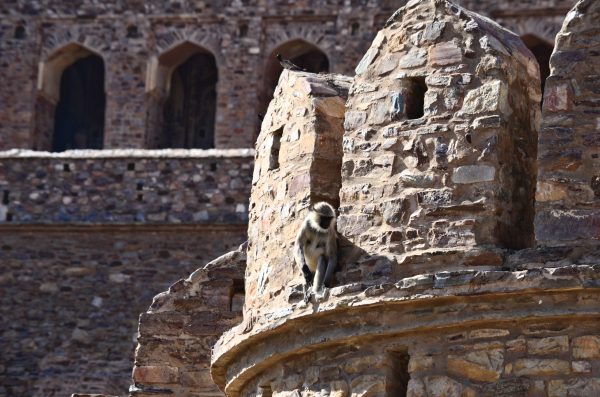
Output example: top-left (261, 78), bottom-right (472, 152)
top-left (294, 202), bottom-right (338, 301)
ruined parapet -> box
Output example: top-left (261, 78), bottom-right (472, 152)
top-left (535, 0), bottom-right (600, 247)
top-left (129, 243), bottom-right (246, 397)
top-left (340, 0), bottom-right (541, 278)
top-left (244, 70), bottom-right (350, 318)
top-left (211, 2), bottom-right (600, 397)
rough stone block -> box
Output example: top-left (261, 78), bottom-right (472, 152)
top-left (132, 365), bottom-right (179, 384)
top-left (460, 81), bottom-right (508, 115)
top-left (572, 336), bottom-right (600, 359)
top-left (451, 165), bottom-right (495, 184)
top-left (527, 335), bottom-right (569, 355)
top-left (428, 41), bottom-right (462, 66)
top-left (447, 348), bottom-right (503, 382)
top-left (513, 359), bottom-right (570, 377)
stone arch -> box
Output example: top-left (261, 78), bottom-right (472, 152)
top-left (497, 16), bottom-right (562, 46)
top-left (521, 34), bottom-right (554, 94)
top-left (33, 43), bottom-right (106, 151)
top-left (257, 39), bottom-right (330, 138)
top-left (146, 41), bottom-right (219, 149)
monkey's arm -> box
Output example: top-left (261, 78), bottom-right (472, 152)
top-left (295, 234), bottom-right (313, 286)
top-left (324, 235), bottom-right (338, 288)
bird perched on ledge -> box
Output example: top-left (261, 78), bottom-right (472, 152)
top-left (276, 54), bottom-right (305, 71)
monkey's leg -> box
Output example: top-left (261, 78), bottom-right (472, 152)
top-left (312, 256), bottom-right (327, 294)
top-left (301, 265), bottom-right (313, 303)
top-left (324, 256), bottom-right (337, 288)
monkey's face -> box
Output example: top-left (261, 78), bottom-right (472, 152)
top-left (318, 215), bottom-right (334, 229)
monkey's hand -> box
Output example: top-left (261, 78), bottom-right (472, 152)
top-left (302, 283), bottom-right (313, 304)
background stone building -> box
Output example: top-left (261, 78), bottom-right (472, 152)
top-left (0, 0), bottom-right (585, 396)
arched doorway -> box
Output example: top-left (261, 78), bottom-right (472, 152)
top-left (258, 40), bottom-right (329, 137)
top-left (522, 35), bottom-right (553, 95)
top-left (162, 52), bottom-right (218, 149)
top-left (146, 42), bottom-right (218, 149)
top-left (33, 44), bottom-right (106, 151)
top-left (52, 54), bottom-right (105, 151)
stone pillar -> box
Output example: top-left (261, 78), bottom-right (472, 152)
top-left (243, 70), bottom-right (350, 319)
top-left (535, 0), bottom-right (600, 247)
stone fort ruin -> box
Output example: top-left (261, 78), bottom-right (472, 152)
top-left (0, 0), bottom-right (599, 396)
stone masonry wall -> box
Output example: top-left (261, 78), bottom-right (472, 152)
top-left (211, 1), bottom-right (600, 397)
top-left (339, 0), bottom-right (541, 281)
top-left (131, 243), bottom-right (246, 397)
top-left (0, 0), bottom-right (571, 150)
top-left (0, 150), bottom-right (253, 224)
top-left (0, 226), bottom-right (247, 397)
top-left (535, 0), bottom-right (600, 246)
top-left (244, 70), bottom-right (350, 321)
top-left (237, 313), bottom-right (600, 397)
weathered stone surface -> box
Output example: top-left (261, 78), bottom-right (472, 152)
top-left (424, 376), bottom-right (463, 397)
top-left (572, 361), bottom-right (591, 373)
top-left (451, 165), bottom-right (496, 184)
top-left (513, 359), bottom-right (570, 377)
top-left (536, 0), bottom-right (600, 247)
top-left (132, 365), bottom-right (179, 384)
top-left (131, 243), bottom-right (246, 396)
top-left (0, 1), bottom-right (597, 397)
top-left (460, 81), bottom-right (508, 115)
top-left (448, 348), bottom-right (503, 382)
top-left (527, 335), bottom-right (569, 355)
top-left (243, 70), bottom-right (350, 324)
top-left (0, 151), bottom-right (253, 224)
top-left (572, 335), bottom-right (600, 359)
top-left (428, 41), bottom-right (462, 66)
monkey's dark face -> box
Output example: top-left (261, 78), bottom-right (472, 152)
top-left (318, 215), bottom-right (334, 229)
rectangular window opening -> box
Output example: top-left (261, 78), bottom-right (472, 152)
top-left (259, 384), bottom-right (273, 397)
top-left (386, 349), bottom-right (410, 397)
top-left (406, 77), bottom-right (427, 120)
top-left (268, 127), bottom-right (283, 171)
top-left (2, 190), bottom-right (9, 205)
top-left (229, 279), bottom-right (245, 312)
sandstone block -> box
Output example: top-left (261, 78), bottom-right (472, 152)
top-left (513, 359), bottom-right (570, 377)
top-left (451, 165), bottom-right (495, 184)
top-left (547, 380), bottom-right (566, 397)
top-left (536, 181), bottom-right (568, 202)
top-left (132, 365), bottom-right (179, 384)
top-left (398, 47), bottom-right (428, 68)
top-left (527, 335), bottom-right (569, 355)
top-left (447, 348), bottom-right (503, 382)
top-left (572, 335), bottom-right (600, 359)
top-left (424, 376), bottom-right (463, 397)
top-left (429, 41), bottom-right (462, 66)
top-left (408, 356), bottom-right (434, 373)
top-left (406, 379), bottom-right (426, 397)
top-left (572, 361), bottom-right (591, 373)
top-left (468, 329), bottom-right (509, 339)
top-left (355, 48), bottom-right (379, 75)
top-left (460, 81), bottom-right (508, 114)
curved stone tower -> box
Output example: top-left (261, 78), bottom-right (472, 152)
top-left (212, 1), bottom-right (600, 396)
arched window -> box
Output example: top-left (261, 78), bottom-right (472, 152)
top-left (146, 42), bottom-right (218, 149)
top-left (53, 55), bottom-right (105, 151)
top-left (521, 35), bottom-right (554, 95)
top-left (258, 40), bottom-right (329, 136)
top-left (34, 44), bottom-right (106, 151)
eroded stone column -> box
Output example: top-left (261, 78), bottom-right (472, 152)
top-left (535, 0), bottom-right (600, 247)
top-left (244, 70), bottom-right (350, 319)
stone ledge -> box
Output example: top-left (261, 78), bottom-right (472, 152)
top-left (211, 264), bottom-right (600, 395)
top-left (0, 148), bottom-right (255, 159)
